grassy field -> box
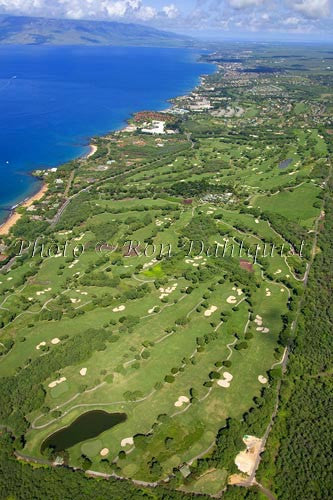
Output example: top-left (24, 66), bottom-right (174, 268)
top-left (0, 44), bottom-right (330, 496)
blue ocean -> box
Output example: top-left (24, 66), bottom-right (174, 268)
top-left (0, 45), bottom-right (213, 222)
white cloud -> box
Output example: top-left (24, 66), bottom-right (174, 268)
top-left (136, 5), bottom-right (156, 19)
top-left (162, 4), bottom-right (179, 19)
top-left (283, 16), bottom-right (300, 25)
top-left (0, 0), bottom-right (43, 10)
top-left (102, 1), bottom-right (129, 17)
top-left (0, 0), bottom-right (159, 21)
top-left (227, 0), bottom-right (266, 8)
top-left (289, 0), bottom-right (330, 19)
top-left (0, 0), bottom-right (331, 36)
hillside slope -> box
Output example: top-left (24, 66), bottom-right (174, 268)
top-left (0, 15), bottom-right (194, 47)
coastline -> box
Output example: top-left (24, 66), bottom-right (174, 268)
top-left (0, 183), bottom-right (48, 236)
top-left (0, 142), bottom-right (96, 233)
top-left (85, 144), bottom-right (98, 159)
top-left (0, 53), bottom-right (215, 238)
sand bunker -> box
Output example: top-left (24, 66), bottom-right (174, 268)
top-left (113, 305), bottom-right (125, 312)
top-left (185, 258), bottom-right (207, 268)
top-left (226, 295), bottom-right (237, 304)
top-left (70, 298), bottom-right (81, 304)
top-left (217, 371), bottom-right (233, 388)
top-left (258, 375), bottom-right (268, 384)
top-left (68, 259), bottom-right (79, 269)
top-left (280, 288), bottom-right (285, 292)
top-left (74, 233), bottom-right (85, 241)
top-left (237, 288), bottom-right (243, 296)
top-left (58, 230), bottom-right (72, 235)
top-left (48, 377), bottom-right (66, 388)
top-left (204, 305), bottom-right (217, 317)
top-left (274, 269), bottom-right (282, 275)
top-left (80, 368), bottom-right (87, 376)
top-left (223, 372), bottom-right (233, 381)
top-left (100, 448), bottom-right (109, 457)
top-left (121, 437), bottom-right (134, 447)
top-left (36, 341), bottom-right (46, 350)
top-left (255, 219), bottom-right (260, 224)
top-left (148, 306), bottom-right (158, 314)
top-left (174, 395), bottom-right (190, 407)
top-left (256, 327), bottom-right (264, 332)
top-left (217, 380), bottom-right (230, 388)
top-left (254, 315), bottom-right (263, 326)
top-left (143, 258), bottom-right (157, 269)
top-left (51, 338), bottom-right (60, 345)
top-left (159, 283), bottom-right (177, 299)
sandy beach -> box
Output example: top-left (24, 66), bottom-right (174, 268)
top-left (86, 144), bottom-right (97, 158)
top-left (0, 183), bottom-right (48, 236)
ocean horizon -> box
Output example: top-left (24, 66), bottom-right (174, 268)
top-left (0, 45), bottom-right (214, 224)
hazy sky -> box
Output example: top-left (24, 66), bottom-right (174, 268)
top-left (0, 0), bottom-right (332, 40)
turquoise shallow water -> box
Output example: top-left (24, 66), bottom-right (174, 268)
top-left (0, 45), bottom-right (213, 222)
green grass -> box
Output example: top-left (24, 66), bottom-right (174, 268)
top-left (0, 49), bottom-right (328, 495)
top-left (254, 183), bottom-right (321, 225)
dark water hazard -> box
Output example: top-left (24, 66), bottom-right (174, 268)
top-left (279, 159), bottom-right (293, 169)
top-left (41, 410), bottom-right (127, 453)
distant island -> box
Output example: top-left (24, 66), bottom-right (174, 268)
top-left (0, 15), bottom-right (195, 47)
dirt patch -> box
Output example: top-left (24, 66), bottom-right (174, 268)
top-left (234, 435), bottom-right (262, 476)
top-left (228, 473), bottom-right (249, 485)
top-left (240, 259), bottom-right (254, 272)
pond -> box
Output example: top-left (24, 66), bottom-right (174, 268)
top-left (41, 410), bottom-right (127, 453)
top-left (279, 159), bottom-right (293, 169)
